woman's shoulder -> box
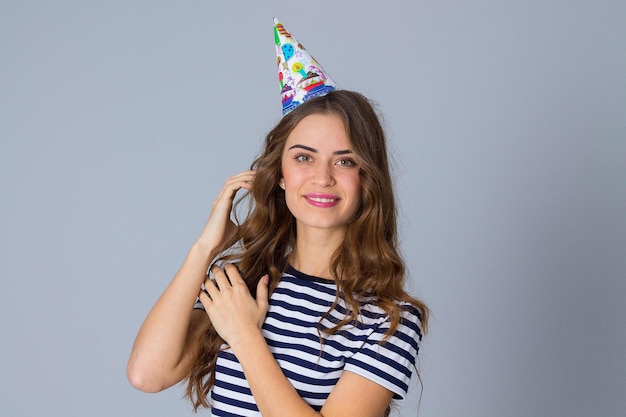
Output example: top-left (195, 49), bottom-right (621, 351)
top-left (359, 295), bottom-right (423, 321)
top-left (352, 294), bottom-right (424, 341)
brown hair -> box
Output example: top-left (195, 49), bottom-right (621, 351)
top-left (185, 90), bottom-right (429, 413)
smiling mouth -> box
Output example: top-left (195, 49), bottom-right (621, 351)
top-left (307, 196), bottom-right (338, 203)
top-left (304, 194), bottom-right (341, 207)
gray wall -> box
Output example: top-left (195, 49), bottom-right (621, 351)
top-left (1, 1), bottom-right (624, 416)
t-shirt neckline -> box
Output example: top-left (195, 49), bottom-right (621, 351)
top-left (285, 265), bottom-right (337, 285)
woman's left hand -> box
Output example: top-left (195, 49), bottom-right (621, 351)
top-left (198, 264), bottom-right (269, 347)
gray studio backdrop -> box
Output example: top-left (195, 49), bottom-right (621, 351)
top-left (1, 1), bottom-right (624, 416)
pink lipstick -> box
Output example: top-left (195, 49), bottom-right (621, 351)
top-left (304, 193), bottom-right (340, 208)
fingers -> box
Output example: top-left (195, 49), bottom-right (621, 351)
top-left (197, 284), bottom-right (211, 309)
top-left (223, 170), bottom-right (256, 188)
top-left (197, 171), bottom-right (256, 251)
top-left (223, 263), bottom-right (243, 284)
top-left (201, 267), bottom-right (223, 303)
top-left (200, 264), bottom-right (266, 300)
top-left (201, 264), bottom-right (241, 298)
top-left (212, 264), bottom-right (233, 290)
top-left (213, 171), bottom-right (256, 208)
top-left (256, 274), bottom-right (270, 312)
top-left (198, 265), bottom-right (270, 337)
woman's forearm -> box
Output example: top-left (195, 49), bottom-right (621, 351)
top-left (230, 330), bottom-right (321, 417)
top-left (126, 242), bottom-right (216, 392)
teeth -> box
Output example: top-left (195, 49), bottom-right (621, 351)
top-left (309, 197), bottom-right (336, 203)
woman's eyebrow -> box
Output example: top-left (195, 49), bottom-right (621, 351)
top-left (288, 144), bottom-right (317, 152)
top-left (288, 144), bottom-right (353, 155)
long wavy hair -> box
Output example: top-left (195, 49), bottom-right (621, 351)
top-left (185, 90), bottom-right (429, 414)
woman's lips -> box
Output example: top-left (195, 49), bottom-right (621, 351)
top-left (304, 193), bottom-right (340, 208)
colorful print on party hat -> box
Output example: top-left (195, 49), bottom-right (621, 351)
top-left (274, 18), bottom-right (337, 115)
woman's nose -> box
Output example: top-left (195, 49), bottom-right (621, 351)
top-left (312, 163), bottom-right (334, 186)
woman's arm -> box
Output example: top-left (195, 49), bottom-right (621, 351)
top-left (126, 242), bottom-right (215, 392)
top-left (126, 171), bottom-right (256, 392)
top-left (232, 329), bottom-right (393, 417)
top-left (201, 264), bottom-right (394, 417)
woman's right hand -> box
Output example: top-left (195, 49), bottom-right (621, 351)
top-left (195, 170), bottom-right (256, 252)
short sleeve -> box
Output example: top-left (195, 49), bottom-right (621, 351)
top-left (343, 305), bottom-right (424, 399)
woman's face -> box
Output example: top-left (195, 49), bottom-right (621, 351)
top-left (280, 113), bottom-right (361, 235)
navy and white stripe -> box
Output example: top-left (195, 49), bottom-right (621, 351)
top-left (195, 266), bottom-right (424, 416)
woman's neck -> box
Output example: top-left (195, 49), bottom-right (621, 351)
top-left (290, 227), bottom-right (345, 280)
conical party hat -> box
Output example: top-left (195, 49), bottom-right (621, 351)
top-left (274, 18), bottom-right (337, 115)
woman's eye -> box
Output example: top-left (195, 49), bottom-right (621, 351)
top-left (295, 154), bottom-right (312, 162)
top-left (337, 158), bottom-right (356, 167)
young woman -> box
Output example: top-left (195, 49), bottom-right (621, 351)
top-left (127, 90), bottom-right (428, 417)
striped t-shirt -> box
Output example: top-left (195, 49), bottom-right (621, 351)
top-left (196, 266), bottom-right (424, 416)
